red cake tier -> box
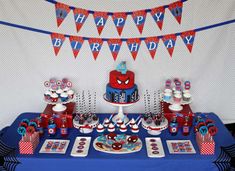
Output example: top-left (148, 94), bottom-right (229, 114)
top-left (109, 70), bottom-right (135, 89)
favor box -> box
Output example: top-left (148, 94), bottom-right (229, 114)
top-left (40, 102), bottom-right (75, 128)
top-left (162, 102), bottom-right (194, 127)
top-left (19, 132), bottom-right (39, 155)
top-left (196, 132), bottom-right (215, 155)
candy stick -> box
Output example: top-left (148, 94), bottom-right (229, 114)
top-left (146, 90), bottom-right (151, 114)
top-left (93, 92), bottom-right (97, 114)
top-left (88, 90), bottom-right (91, 114)
top-left (144, 91), bottom-right (148, 114)
top-left (153, 90), bottom-right (157, 114)
top-left (137, 118), bottom-right (142, 126)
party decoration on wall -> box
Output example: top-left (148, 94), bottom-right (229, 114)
top-left (55, 2), bottom-right (71, 27)
top-left (69, 36), bottom-right (84, 58)
top-left (107, 39), bottom-right (122, 61)
top-left (127, 38), bottom-right (141, 60)
top-left (51, 33), bottom-right (65, 55)
top-left (162, 34), bottom-right (177, 57)
top-left (73, 8), bottom-right (89, 33)
top-left (151, 7), bottom-right (165, 30)
top-left (1, 19), bottom-right (235, 59)
top-left (88, 38), bottom-right (103, 60)
top-left (112, 13), bottom-right (127, 36)
top-left (132, 10), bottom-right (147, 34)
top-left (169, 1), bottom-right (183, 24)
top-left (46, 0), bottom-right (188, 35)
top-left (144, 37), bottom-right (159, 59)
top-left (93, 12), bottom-right (109, 35)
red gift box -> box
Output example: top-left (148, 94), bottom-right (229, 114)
top-left (162, 102), bottom-right (194, 127)
top-left (196, 132), bottom-right (215, 155)
top-left (19, 132), bottom-right (39, 154)
top-left (40, 102), bottom-right (75, 128)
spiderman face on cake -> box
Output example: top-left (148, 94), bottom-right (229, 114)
top-left (110, 70), bottom-right (135, 89)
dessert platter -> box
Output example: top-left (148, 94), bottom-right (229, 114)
top-left (104, 61), bottom-right (140, 123)
top-left (93, 133), bottom-right (142, 154)
top-left (166, 140), bottom-right (196, 154)
top-left (39, 139), bottom-right (70, 154)
top-left (43, 78), bottom-right (75, 112)
top-left (70, 137), bottom-right (91, 157)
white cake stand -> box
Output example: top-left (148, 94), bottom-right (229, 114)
top-left (44, 97), bottom-right (74, 113)
top-left (142, 118), bottom-right (168, 135)
top-left (103, 94), bottom-right (139, 124)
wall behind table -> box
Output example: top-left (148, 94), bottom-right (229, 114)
top-left (0, 0), bottom-right (234, 129)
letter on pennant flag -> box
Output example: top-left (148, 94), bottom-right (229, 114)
top-left (55, 2), bottom-right (71, 27)
top-left (144, 37), bottom-right (159, 59)
top-left (51, 33), bottom-right (65, 56)
top-left (169, 1), bottom-right (183, 24)
top-left (180, 30), bottom-right (196, 53)
top-left (112, 13), bottom-right (127, 36)
top-left (73, 8), bottom-right (89, 32)
top-left (162, 34), bottom-right (177, 57)
top-left (88, 38), bottom-right (103, 60)
top-left (132, 10), bottom-right (147, 34)
top-left (127, 38), bottom-right (141, 60)
top-left (151, 7), bottom-right (165, 30)
top-left (107, 39), bottom-right (122, 61)
top-left (93, 12), bottom-right (109, 35)
top-left (69, 36), bottom-right (84, 58)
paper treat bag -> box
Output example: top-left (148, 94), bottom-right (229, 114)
top-left (19, 132), bottom-right (39, 154)
top-left (196, 132), bottom-right (215, 155)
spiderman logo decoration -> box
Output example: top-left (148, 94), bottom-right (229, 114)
top-left (109, 70), bottom-right (134, 89)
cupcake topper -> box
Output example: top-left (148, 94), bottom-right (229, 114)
top-left (116, 61), bottom-right (127, 74)
top-left (165, 79), bottom-right (172, 88)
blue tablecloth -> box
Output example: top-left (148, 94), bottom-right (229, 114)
top-left (0, 113), bottom-right (235, 171)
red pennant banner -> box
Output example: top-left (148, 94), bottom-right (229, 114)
top-left (151, 7), bottom-right (165, 30)
top-left (55, 2), bottom-right (71, 27)
top-left (69, 36), bottom-right (84, 58)
top-left (132, 10), bottom-right (147, 34)
top-left (180, 30), bottom-right (196, 53)
top-left (169, 1), bottom-right (183, 24)
top-left (73, 8), bottom-right (89, 32)
top-left (162, 34), bottom-right (177, 57)
top-left (93, 12), bottom-right (108, 35)
top-left (107, 39), bottom-right (122, 61)
top-left (88, 38), bottom-right (103, 60)
top-left (51, 33), bottom-right (65, 56)
top-left (112, 13), bottom-right (127, 36)
top-left (127, 38), bottom-right (141, 60)
top-left (144, 37), bottom-right (159, 59)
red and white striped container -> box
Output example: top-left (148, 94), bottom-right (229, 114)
top-left (19, 132), bottom-right (39, 155)
top-left (196, 132), bottom-right (215, 155)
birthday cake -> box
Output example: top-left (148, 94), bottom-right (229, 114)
top-left (106, 61), bottom-right (139, 103)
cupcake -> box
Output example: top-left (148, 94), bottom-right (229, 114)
top-left (131, 124), bottom-right (139, 133)
top-left (50, 93), bottom-right (58, 102)
top-left (44, 90), bottom-right (51, 100)
top-left (96, 124), bottom-right (105, 133)
top-left (63, 87), bottom-right (70, 93)
top-left (60, 92), bottom-right (68, 102)
top-left (183, 93), bottom-right (191, 102)
top-left (129, 118), bottom-right (136, 127)
top-left (103, 118), bottom-right (110, 127)
top-left (117, 119), bottom-right (123, 127)
top-left (108, 123), bottom-right (115, 132)
top-left (119, 124), bottom-right (127, 133)
top-left (56, 89), bottom-right (63, 97)
top-left (67, 89), bottom-right (74, 99)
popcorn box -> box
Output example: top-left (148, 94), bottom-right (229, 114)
top-left (196, 132), bottom-right (215, 155)
top-left (19, 132), bottom-right (39, 155)
top-left (40, 102), bottom-right (75, 128)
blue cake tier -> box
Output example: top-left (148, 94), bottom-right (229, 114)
top-left (106, 84), bottom-right (138, 103)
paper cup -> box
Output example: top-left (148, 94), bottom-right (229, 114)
top-left (183, 93), bottom-right (191, 102)
top-left (60, 92), bottom-right (68, 102)
top-left (173, 93), bottom-right (182, 104)
top-left (50, 93), bottom-right (58, 102)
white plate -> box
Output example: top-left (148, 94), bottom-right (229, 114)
top-left (169, 104), bottom-right (183, 112)
top-left (145, 137), bottom-right (165, 158)
top-left (70, 137), bottom-right (91, 157)
top-left (93, 134), bottom-right (142, 154)
top-left (166, 140), bottom-right (196, 154)
top-left (39, 139), bottom-right (70, 154)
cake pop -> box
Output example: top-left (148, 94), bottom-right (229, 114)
top-left (108, 123), bottom-right (115, 132)
top-left (129, 118), bottom-right (136, 127)
top-left (131, 124), bottom-right (139, 133)
top-left (119, 124), bottom-right (127, 133)
top-left (103, 118), bottom-right (110, 127)
top-left (117, 119), bottom-right (123, 127)
top-left (96, 124), bottom-right (105, 133)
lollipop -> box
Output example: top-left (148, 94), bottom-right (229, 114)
top-left (17, 126), bottom-right (26, 136)
top-left (26, 126), bottom-right (35, 136)
top-left (28, 121), bottom-right (37, 129)
top-left (21, 119), bottom-right (29, 125)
